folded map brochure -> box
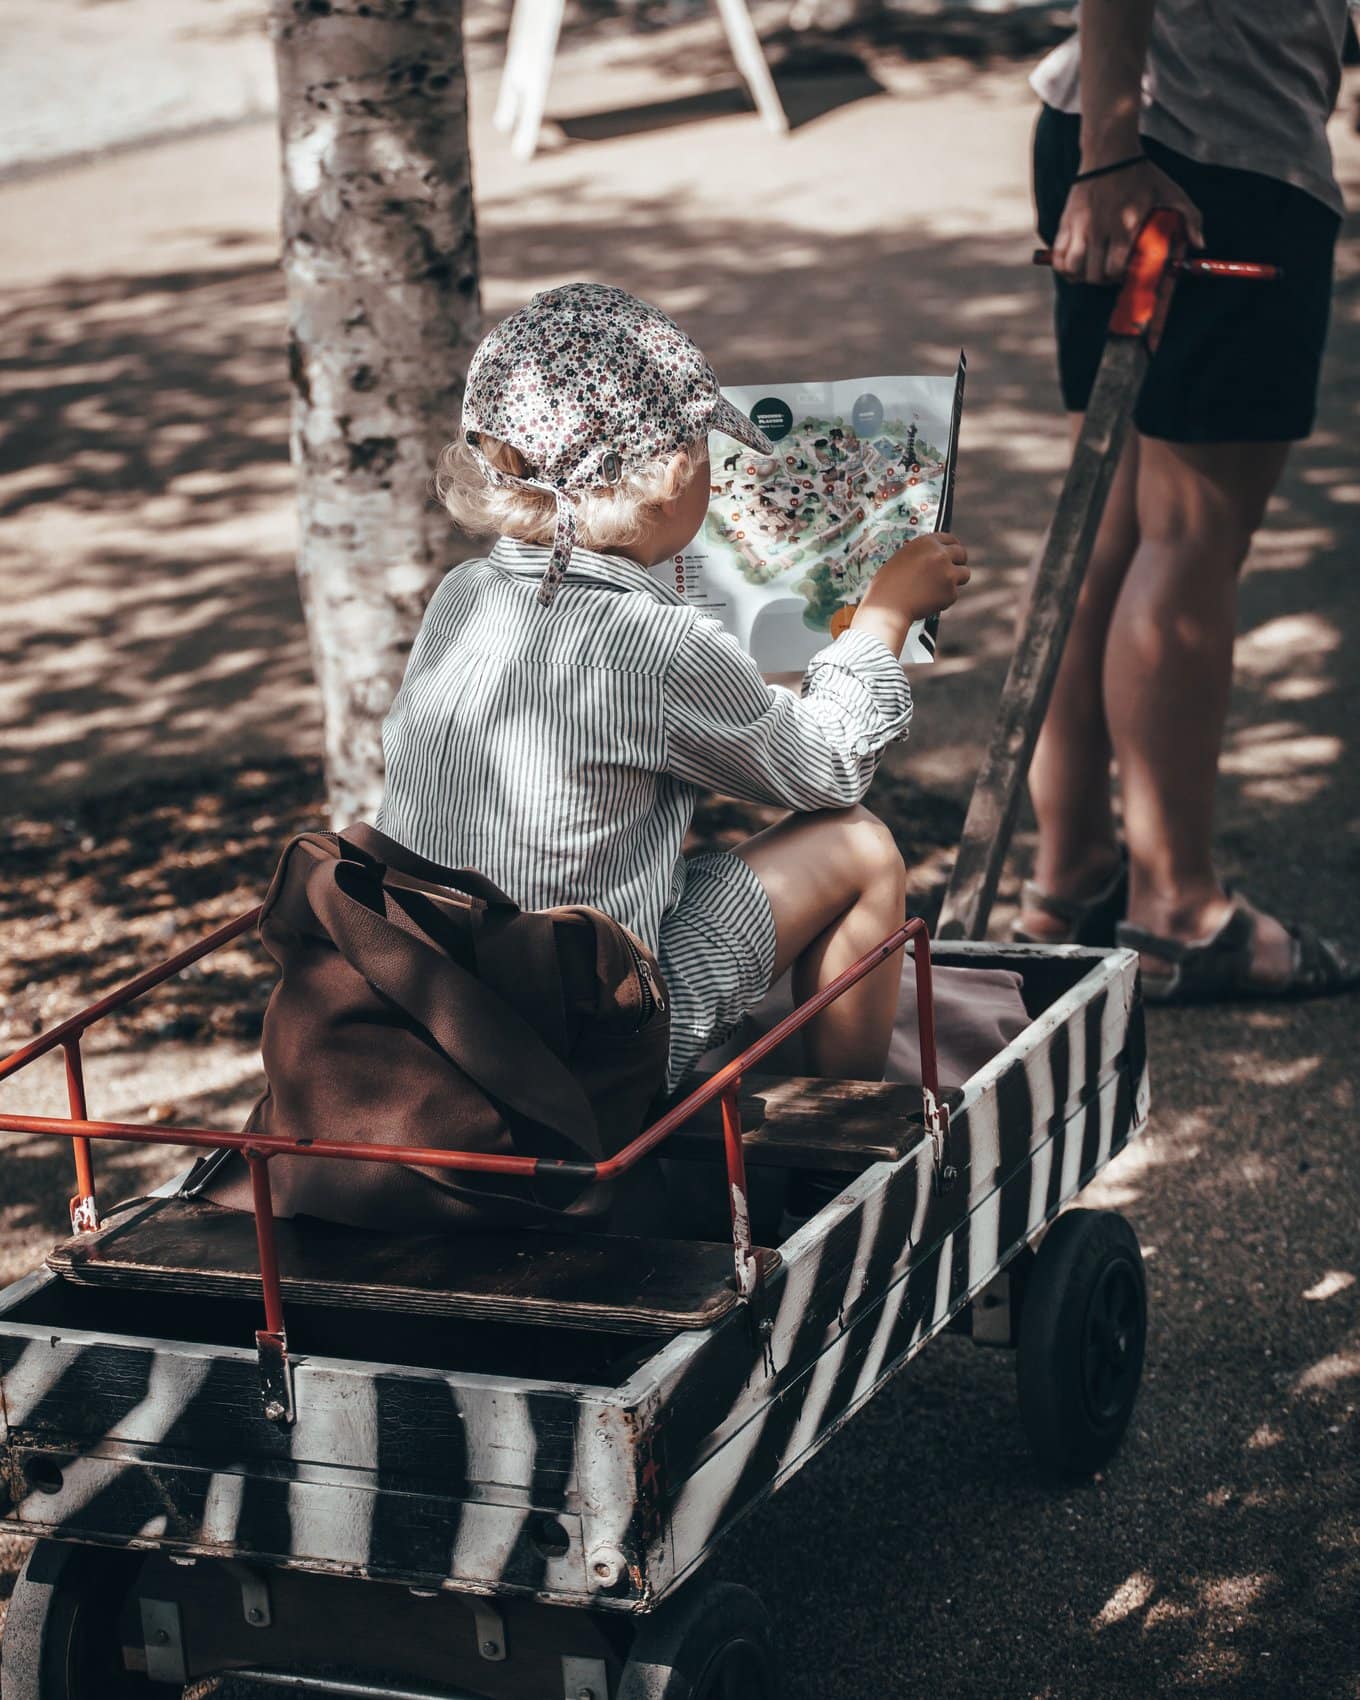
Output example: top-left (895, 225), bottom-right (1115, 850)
top-left (652, 356), bottom-right (966, 669)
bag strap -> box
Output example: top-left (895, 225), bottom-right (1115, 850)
top-left (339, 821), bottom-right (519, 910)
top-left (304, 847), bottom-right (605, 1161)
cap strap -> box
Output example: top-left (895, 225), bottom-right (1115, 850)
top-left (538, 488), bottom-right (577, 607)
top-left (466, 434), bottom-right (577, 606)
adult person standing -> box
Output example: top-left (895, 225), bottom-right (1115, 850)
top-left (1016, 0), bottom-right (1358, 1000)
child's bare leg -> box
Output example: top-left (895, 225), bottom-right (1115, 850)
top-left (734, 805), bottom-right (906, 1080)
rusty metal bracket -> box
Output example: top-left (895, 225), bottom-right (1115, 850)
top-left (63, 1038), bottom-right (102, 1232)
top-left (223, 1558), bottom-right (273, 1627)
top-left (68, 1193), bottom-right (101, 1234)
top-left (473, 1599), bottom-right (507, 1661)
top-left (256, 1328), bottom-right (295, 1425)
top-left (923, 1088), bottom-right (957, 1195)
top-left (720, 1082), bottom-right (762, 1305)
top-left (140, 1598), bottom-right (190, 1685)
top-left (744, 1282), bottom-right (776, 1375)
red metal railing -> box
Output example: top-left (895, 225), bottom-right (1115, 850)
top-left (0, 909), bottom-right (260, 1232)
top-left (0, 909), bottom-right (943, 1406)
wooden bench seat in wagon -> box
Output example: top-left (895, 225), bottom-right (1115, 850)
top-left (46, 1197), bottom-right (783, 1334)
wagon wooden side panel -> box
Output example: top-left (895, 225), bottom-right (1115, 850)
top-left (0, 1293), bottom-right (652, 1605)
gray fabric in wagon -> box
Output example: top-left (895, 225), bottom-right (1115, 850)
top-left (698, 958), bottom-right (1030, 1091)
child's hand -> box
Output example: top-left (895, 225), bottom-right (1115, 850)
top-left (852, 533), bottom-right (970, 657)
top-left (883, 531), bottom-right (971, 619)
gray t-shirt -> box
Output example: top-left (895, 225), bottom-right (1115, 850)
top-left (1031, 1), bottom-right (1350, 216)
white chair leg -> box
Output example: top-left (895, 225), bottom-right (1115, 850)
top-left (494, 0), bottom-right (538, 134)
top-left (510, 0), bottom-right (567, 162)
top-left (711, 0), bottom-right (789, 135)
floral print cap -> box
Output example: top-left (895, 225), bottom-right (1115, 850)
top-left (463, 282), bottom-right (774, 604)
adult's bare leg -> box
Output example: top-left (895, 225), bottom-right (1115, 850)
top-left (1019, 418), bottom-right (1141, 939)
top-left (734, 805), bottom-right (906, 1079)
top-left (1106, 436), bottom-right (1295, 982)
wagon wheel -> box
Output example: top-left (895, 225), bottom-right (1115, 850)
top-left (1016, 1208), bottom-right (1147, 1479)
top-left (617, 1580), bottom-right (779, 1699)
top-left (1, 1542), bottom-right (179, 1700)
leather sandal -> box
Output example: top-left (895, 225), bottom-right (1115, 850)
top-left (1116, 897), bottom-right (1360, 1005)
top-left (1012, 850), bottom-right (1129, 948)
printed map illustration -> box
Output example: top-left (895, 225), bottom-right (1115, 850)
top-left (654, 366), bottom-right (964, 670)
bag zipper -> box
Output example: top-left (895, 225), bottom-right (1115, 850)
top-left (623, 933), bottom-right (666, 1029)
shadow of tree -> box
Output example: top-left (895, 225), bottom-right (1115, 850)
top-left (0, 260), bottom-right (288, 521)
top-left (0, 760), bottom-right (324, 1049)
top-left (0, 253), bottom-right (323, 814)
top-left (0, 544), bottom-right (319, 804)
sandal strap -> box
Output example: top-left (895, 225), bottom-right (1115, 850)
top-left (1117, 905), bottom-right (1256, 999)
top-left (1016, 851), bottom-right (1129, 942)
top-left (1229, 887), bottom-right (1355, 991)
top-left (1221, 889), bottom-right (1358, 992)
top-left (1284, 918), bottom-right (1356, 992)
top-left (1119, 897), bottom-right (1358, 1003)
top-left (1018, 879), bottom-right (1092, 927)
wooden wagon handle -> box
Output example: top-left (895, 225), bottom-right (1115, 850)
top-left (939, 212), bottom-right (1209, 942)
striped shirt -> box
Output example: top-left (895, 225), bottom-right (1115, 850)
top-left (375, 536), bottom-right (913, 1083)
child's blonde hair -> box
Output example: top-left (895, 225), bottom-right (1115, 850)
top-left (436, 435), bottom-right (706, 554)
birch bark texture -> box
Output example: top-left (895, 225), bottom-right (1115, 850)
top-left (273, 0), bottom-right (481, 822)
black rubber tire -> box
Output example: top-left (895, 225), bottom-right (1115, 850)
top-left (617, 1580), bottom-right (779, 1700)
top-left (0, 1542), bottom-right (177, 1700)
top-left (1016, 1208), bottom-right (1147, 1479)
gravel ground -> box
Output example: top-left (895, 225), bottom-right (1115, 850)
top-left (1, 9), bottom-right (1357, 1697)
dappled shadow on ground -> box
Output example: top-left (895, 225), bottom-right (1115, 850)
top-left (0, 259), bottom-right (287, 522)
top-left (0, 761), bottom-right (324, 1050)
top-left (0, 257), bottom-right (317, 812)
top-left (0, 203), bottom-right (1104, 809)
top-left (0, 537), bottom-right (317, 806)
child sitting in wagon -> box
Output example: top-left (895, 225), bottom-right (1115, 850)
top-left (198, 282), bottom-right (979, 1229)
top-left (374, 282), bottom-right (970, 1098)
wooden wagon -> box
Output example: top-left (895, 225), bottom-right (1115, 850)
top-left (0, 909), bottom-right (1148, 1700)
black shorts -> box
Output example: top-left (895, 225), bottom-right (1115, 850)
top-left (1032, 104), bottom-right (1340, 442)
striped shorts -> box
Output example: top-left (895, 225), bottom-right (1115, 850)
top-left (657, 850), bottom-right (778, 1091)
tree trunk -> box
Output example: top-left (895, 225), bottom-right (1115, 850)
top-left (272, 0), bottom-right (480, 823)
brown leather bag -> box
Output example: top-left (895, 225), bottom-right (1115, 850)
top-left (198, 823), bottom-right (671, 1231)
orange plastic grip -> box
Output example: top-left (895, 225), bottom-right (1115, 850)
top-left (1105, 207), bottom-right (1187, 345)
